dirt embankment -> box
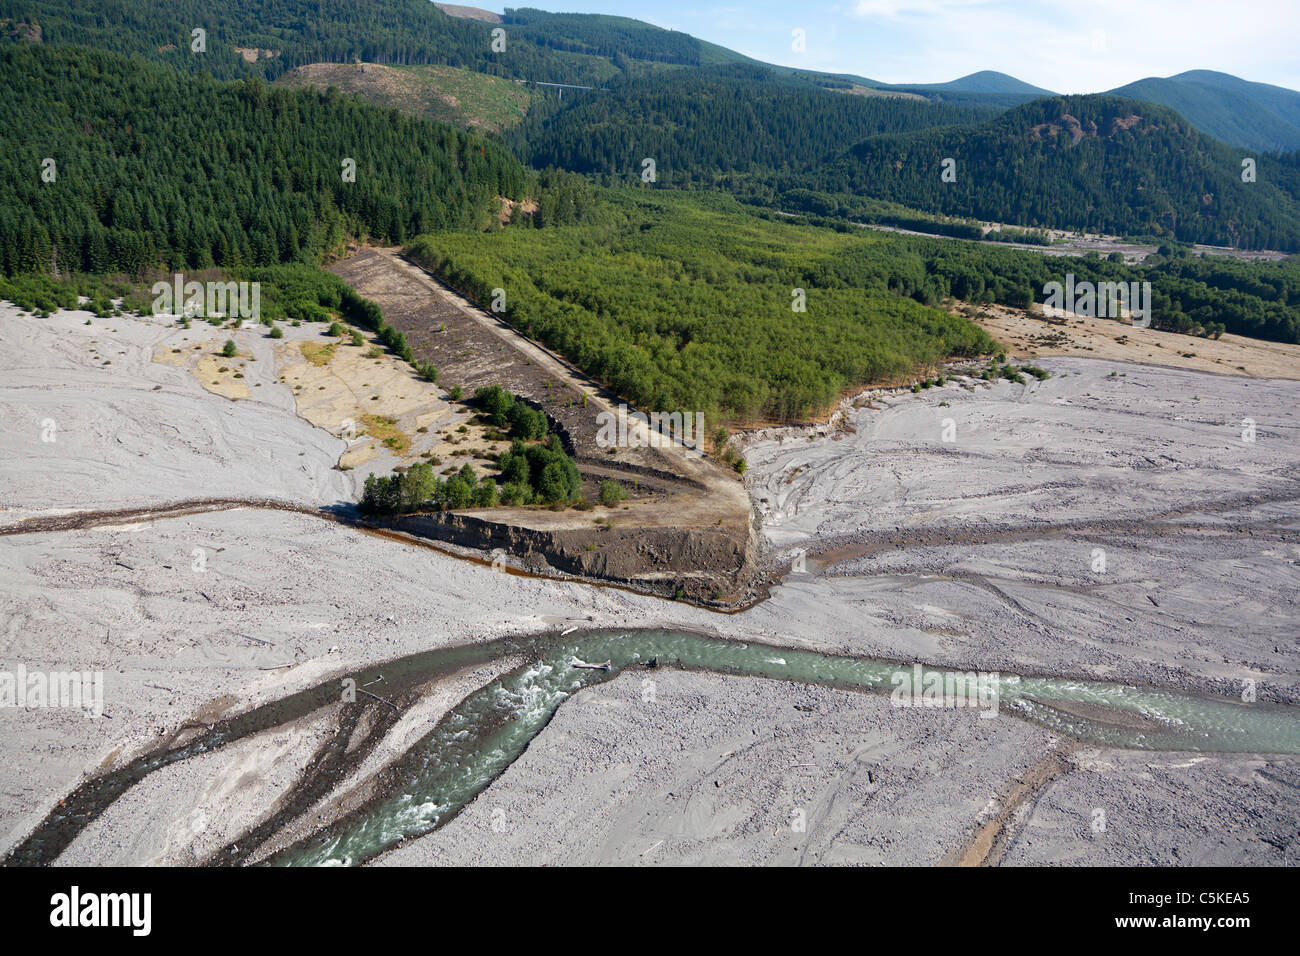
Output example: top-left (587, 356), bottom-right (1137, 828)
top-left (387, 510), bottom-right (756, 603)
top-left (328, 247), bottom-right (758, 604)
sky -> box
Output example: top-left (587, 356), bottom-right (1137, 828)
top-left (477, 0), bottom-right (1300, 93)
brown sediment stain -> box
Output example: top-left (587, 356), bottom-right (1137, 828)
top-left (0, 498), bottom-right (325, 537)
top-left (206, 699), bottom-right (398, 866)
top-left (234, 659), bottom-right (518, 865)
top-left (355, 522), bottom-right (759, 614)
top-left (943, 743), bottom-right (1075, 867)
top-left (194, 694), bottom-right (241, 726)
top-left (8, 479), bottom-right (1300, 615)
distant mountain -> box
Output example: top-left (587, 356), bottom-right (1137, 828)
top-left (897, 70), bottom-right (1055, 96)
top-left (1108, 70), bottom-right (1300, 152)
top-left (800, 94), bottom-right (1300, 250)
top-left (870, 72), bottom-right (1053, 111)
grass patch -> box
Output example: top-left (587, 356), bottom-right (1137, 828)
top-left (360, 413), bottom-right (411, 455)
top-left (299, 342), bottom-right (336, 367)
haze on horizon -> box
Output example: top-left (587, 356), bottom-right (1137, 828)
top-left (486, 0), bottom-right (1300, 95)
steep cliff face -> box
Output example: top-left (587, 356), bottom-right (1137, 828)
top-left (389, 511), bottom-right (758, 605)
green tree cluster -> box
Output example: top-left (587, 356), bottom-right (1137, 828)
top-left (408, 190), bottom-right (1000, 425)
top-left (474, 385), bottom-right (548, 439)
top-left (497, 436), bottom-right (581, 506)
top-left (361, 461), bottom-right (498, 515)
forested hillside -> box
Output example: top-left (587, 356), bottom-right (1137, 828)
top-left (0, 45), bottom-right (528, 275)
top-left (18, 0), bottom-right (1297, 251)
top-left (798, 95), bottom-right (1300, 250)
top-left (0, 0), bottom-right (803, 87)
top-left (500, 7), bottom-right (746, 67)
top-left (0, 0), bottom-right (648, 85)
top-left (510, 67), bottom-right (989, 185)
top-left (3, 1), bottom-right (1297, 373)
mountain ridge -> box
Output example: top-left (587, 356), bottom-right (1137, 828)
top-left (796, 93), bottom-right (1300, 250)
top-left (1108, 69), bottom-right (1300, 152)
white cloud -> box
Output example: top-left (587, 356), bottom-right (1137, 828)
top-left (847, 0), bottom-right (1300, 91)
top-left (852, 0), bottom-right (996, 18)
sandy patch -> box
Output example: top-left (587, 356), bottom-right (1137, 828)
top-left (195, 354), bottom-right (251, 400)
top-left (151, 337), bottom-right (254, 399)
top-left (965, 302), bottom-right (1300, 380)
top-left (273, 332), bottom-right (497, 476)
